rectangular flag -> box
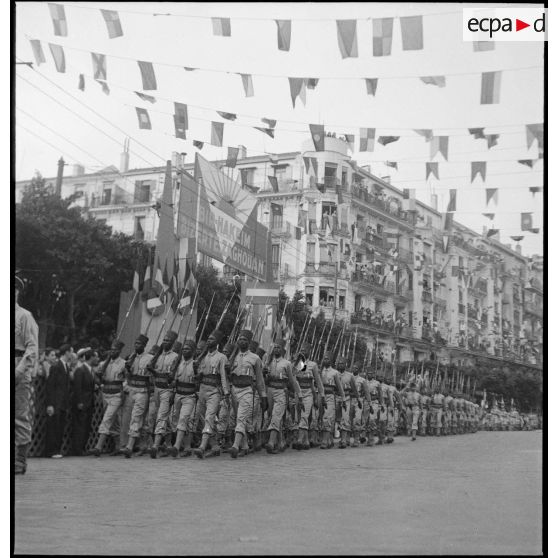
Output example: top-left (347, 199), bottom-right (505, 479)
top-left (48, 43), bottom-right (65, 72)
top-left (336, 20), bottom-right (358, 58)
top-left (30, 40), bottom-right (45, 66)
top-left (48, 3), bottom-right (67, 36)
top-left (135, 107), bottom-right (151, 129)
top-left (212, 17), bottom-right (231, 36)
top-left (138, 61), bottom-right (157, 90)
top-left (359, 128), bottom-right (375, 151)
top-left (226, 147), bottom-right (239, 168)
top-left (210, 121), bottom-right (224, 146)
top-left (91, 52), bottom-right (107, 80)
top-left (141, 264), bottom-right (151, 300)
top-left (372, 17), bottom-right (393, 56)
top-left (240, 73), bottom-right (254, 97)
top-left (365, 78), bottom-right (378, 96)
top-left (480, 71), bottom-right (502, 104)
top-left (309, 124), bottom-right (325, 151)
top-left (520, 212), bottom-right (533, 231)
top-left (101, 9), bottom-right (124, 38)
top-left (276, 19), bottom-right (291, 51)
top-left (173, 102), bottom-right (188, 139)
top-left (400, 15), bottom-right (423, 50)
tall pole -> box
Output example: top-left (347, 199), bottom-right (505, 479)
top-left (55, 157), bottom-right (65, 197)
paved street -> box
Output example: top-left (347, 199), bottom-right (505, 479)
top-left (14, 431), bottom-right (542, 555)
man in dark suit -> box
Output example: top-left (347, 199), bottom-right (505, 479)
top-left (72, 349), bottom-right (99, 456)
top-left (45, 344), bottom-right (72, 458)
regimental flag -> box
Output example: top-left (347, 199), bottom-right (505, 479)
top-left (289, 77), bottom-right (307, 108)
top-left (420, 76), bottom-right (446, 87)
top-left (240, 73), bottom-right (254, 97)
top-left (378, 136), bottom-right (400, 146)
top-left (359, 128), bottom-right (375, 152)
top-left (414, 129), bottom-right (433, 142)
top-left (78, 74), bottom-right (85, 91)
top-left (511, 235), bottom-right (524, 242)
top-left (482, 213), bottom-right (495, 220)
top-left (486, 134), bottom-right (499, 149)
top-left (152, 257), bottom-right (164, 296)
top-left (226, 147), bottom-right (239, 168)
top-left (268, 176), bottom-right (279, 193)
top-left (135, 107), bottom-right (151, 130)
top-left (210, 121), bottom-right (224, 146)
top-left (101, 9), bottom-right (123, 38)
top-left (430, 136), bottom-right (449, 161)
top-left (469, 127), bottom-right (485, 139)
top-left (518, 159), bottom-right (536, 168)
top-left (372, 17), bottom-right (393, 56)
top-left (526, 123), bottom-right (543, 149)
top-left (217, 111), bottom-right (236, 121)
top-left (136, 91), bottom-right (156, 103)
top-left (471, 161), bottom-right (486, 182)
top-left (30, 40), bottom-right (46, 66)
top-left (173, 102), bottom-right (188, 139)
top-left (447, 189), bottom-right (457, 212)
top-left (141, 263), bottom-right (151, 301)
top-left (48, 3), bottom-right (67, 36)
top-left (212, 17), bottom-right (231, 36)
top-left (400, 15), bottom-right (423, 50)
top-left (486, 188), bottom-right (498, 205)
top-left (49, 43), bottom-right (65, 72)
top-left (193, 140), bottom-right (204, 150)
top-left (254, 126), bottom-right (275, 138)
top-left (276, 19), bottom-right (291, 51)
top-left (91, 52), bottom-right (107, 80)
top-left (473, 41), bottom-right (494, 51)
top-left (520, 212), bottom-right (533, 231)
top-left (426, 162), bottom-right (439, 180)
top-left (138, 61), bottom-right (157, 90)
top-left (364, 78), bottom-right (378, 96)
top-left (309, 124), bottom-right (325, 151)
top-left (480, 71), bottom-right (502, 104)
top-left (336, 19), bottom-right (358, 58)
top-left (345, 134), bottom-right (355, 151)
top-left (529, 186), bottom-right (542, 196)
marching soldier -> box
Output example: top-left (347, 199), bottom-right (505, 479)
top-left (136, 343), bottom-right (159, 454)
top-left (150, 331), bottom-right (180, 458)
top-left (363, 366), bottom-right (383, 447)
top-left (376, 374), bottom-right (389, 445)
top-left (419, 385), bottom-right (431, 436)
top-left (89, 340), bottom-right (126, 456)
top-left (443, 388), bottom-right (454, 435)
top-left (385, 376), bottom-right (400, 443)
top-left (293, 342), bottom-right (324, 450)
top-left (337, 358), bottom-right (358, 449)
top-left (401, 381), bottom-right (421, 441)
top-left (430, 383), bottom-right (445, 437)
top-left (228, 330), bottom-right (267, 458)
top-left (169, 340), bottom-right (198, 458)
top-left (193, 329), bottom-right (229, 459)
top-left (320, 351), bottom-right (345, 450)
top-left (14, 275), bottom-right (39, 475)
top-left (350, 364), bottom-right (371, 447)
top-left (216, 342), bottom-right (236, 451)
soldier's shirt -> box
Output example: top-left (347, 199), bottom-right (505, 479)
top-left (175, 358), bottom-right (195, 383)
top-left (15, 303), bottom-right (39, 368)
top-left (155, 350), bottom-right (179, 378)
top-left (432, 393), bottom-right (445, 407)
top-left (128, 352), bottom-right (153, 391)
top-left (388, 385), bottom-right (399, 405)
top-left (380, 382), bottom-right (391, 406)
top-left (339, 371), bottom-right (354, 399)
top-left (200, 349), bottom-right (229, 394)
top-left (232, 350), bottom-right (265, 395)
top-left (406, 390), bottom-right (421, 406)
top-left (321, 366), bottom-right (340, 389)
top-left (100, 357), bottom-right (126, 382)
top-left (444, 395), bottom-right (454, 409)
top-left (295, 359), bottom-right (317, 380)
top-left (420, 395), bottom-right (431, 408)
top-left (353, 375), bottom-right (367, 398)
top-left (367, 379), bottom-right (380, 399)
top-left (268, 357), bottom-right (292, 380)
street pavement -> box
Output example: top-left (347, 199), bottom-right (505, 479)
top-left (14, 431), bottom-right (542, 555)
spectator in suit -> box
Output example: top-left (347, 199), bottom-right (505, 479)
top-left (45, 345), bottom-right (71, 458)
top-left (72, 349), bottom-right (99, 456)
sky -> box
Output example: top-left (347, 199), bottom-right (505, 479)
top-left (14, 2), bottom-right (545, 256)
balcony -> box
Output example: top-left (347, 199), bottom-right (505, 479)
top-left (350, 184), bottom-right (412, 226)
top-left (351, 312), bottom-right (398, 334)
top-left (397, 246), bottom-right (413, 264)
top-left (319, 306), bottom-right (349, 321)
top-left (524, 302), bottom-right (543, 319)
top-left (525, 277), bottom-right (543, 293)
top-left (351, 271), bottom-right (395, 297)
top-left (304, 262), bottom-right (337, 275)
top-left (270, 222), bottom-right (292, 238)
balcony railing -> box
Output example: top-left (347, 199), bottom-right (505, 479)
top-left (350, 185), bottom-right (411, 224)
top-left (270, 223), bottom-right (292, 237)
top-left (351, 271), bottom-right (396, 294)
top-left (304, 262), bottom-right (337, 275)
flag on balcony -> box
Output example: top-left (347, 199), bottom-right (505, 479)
top-left (471, 161), bottom-right (486, 182)
top-left (402, 188), bottom-right (416, 211)
top-left (442, 235), bottom-right (450, 253)
top-left (486, 133), bottom-right (499, 149)
top-left (210, 121), bottom-right (224, 146)
top-left (309, 124), bottom-right (325, 151)
top-left (268, 176), bottom-right (279, 193)
top-left (378, 136), bottom-right (400, 146)
top-left (48, 3), bottom-right (67, 36)
top-left (49, 43), bottom-right (65, 72)
top-left (385, 161), bottom-right (398, 170)
top-left (254, 126), bottom-right (274, 138)
top-left (30, 40), bottom-right (46, 66)
top-left (173, 102), bottom-right (188, 139)
top-left (212, 17), bottom-right (231, 36)
top-left (217, 111), bottom-right (236, 121)
top-left (359, 128), bottom-right (375, 151)
top-left (526, 123), bottom-right (543, 149)
top-left (226, 147), bottom-right (239, 168)
top-left (298, 209), bottom-right (308, 233)
top-left (430, 136), bottom-right (449, 160)
top-left (468, 127), bottom-right (486, 139)
top-left (136, 91), bottom-right (156, 103)
top-left (373, 17), bottom-right (393, 56)
top-left (302, 157), bottom-right (311, 174)
top-left (486, 188), bottom-right (498, 205)
top-left (78, 74), bottom-right (85, 91)
top-left (482, 213), bottom-right (495, 220)
top-left (529, 187), bottom-right (541, 196)
top-left (520, 212), bottom-right (533, 231)
top-left (400, 15), bottom-right (423, 50)
top-left (135, 107), bottom-right (151, 129)
top-left (138, 61), bottom-right (157, 90)
top-left (414, 129), bottom-right (433, 142)
top-left (91, 52), bottom-right (107, 80)
top-left (420, 75), bottom-right (446, 87)
top-left (271, 202), bottom-right (283, 216)
top-left (240, 73), bottom-right (254, 97)
top-left (101, 9), bottom-right (123, 38)
top-left (481, 71), bottom-right (502, 104)
top-left (486, 228), bottom-right (498, 239)
top-left (97, 80), bottom-right (110, 95)
top-left (336, 19), bottom-right (358, 58)
top-left (193, 140), bottom-right (204, 150)
top-left (426, 162), bottom-right (438, 180)
top-left (276, 19), bottom-right (291, 51)
top-left (510, 235), bottom-right (524, 242)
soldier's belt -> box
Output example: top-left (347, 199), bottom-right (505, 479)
top-left (128, 375), bottom-right (150, 388)
top-left (370, 395), bottom-right (379, 400)
top-left (297, 377), bottom-right (313, 389)
top-left (201, 374), bottom-right (221, 387)
top-left (267, 378), bottom-right (287, 389)
top-left (102, 380), bottom-right (123, 394)
top-left (431, 404), bottom-right (442, 409)
top-left (154, 372), bottom-right (169, 379)
top-left (324, 386), bottom-right (336, 394)
top-left (176, 381), bottom-right (197, 395)
top-left (231, 375), bottom-right (253, 388)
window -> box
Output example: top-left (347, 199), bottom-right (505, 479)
top-left (134, 216), bottom-right (145, 241)
top-left (134, 180), bottom-right (153, 203)
top-left (240, 168), bottom-right (256, 188)
top-left (324, 163), bottom-right (337, 188)
top-left (458, 289), bottom-right (463, 303)
top-left (101, 188), bottom-right (112, 205)
top-left (319, 243), bottom-right (329, 262)
top-left (338, 289), bottom-right (346, 309)
top-left (273, 166), bottom-right (287, 181)
top-left (354, 294), bottom-right (362, 312)
top-left (459, 256), bottom-right (464, 268)
top-left (305, 286), bottom-right (314, 306)
top-left (270, 203), bottom-right (283, 229)
top-left (271, 244), bottom-right (280, 279)
top-left (306, 242), bottom-right (315, 264)
top-left (376, 223), bottom-right (383, 234)
top-left (319, 288), bottom-right (328, 306)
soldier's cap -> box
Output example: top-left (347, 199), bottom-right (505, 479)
top-left (248, 340), bottom-right (259, 352)
top-left (111, 340), bottom-right (125, 351)
top-left (238, 329), bottom-right (253, 342)
top-left (149, 344), bottom-right (160, 355)
top-left (273, 338), bottom-right (286, 349)
top-left (336, 355), bottom-right (346, 365)
top-left (136, 334), bottom-right (149, 346)
top-left (182, 339), bottom-right (197, 351)
top-left (77, 346), bottom-right (92, 358)
top-left (208, 329), bottom-right (224, 343)
top-left (256, 347), bottom-right (266, 359)
top-left (172, 341), bottom-right (183, 353)
top-left (15, 276), bottom-right (25, 292)
top-left (165, 330), bottom-right (179, 343)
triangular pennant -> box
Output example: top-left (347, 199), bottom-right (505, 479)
top-left (420, 75), bottom-right (446, 87)
top-left (306, 78), bottom-right (319, 90)
top-left (48, 43), bottom-right (65, 73)
top-left (48, 3), bottom-right (67, 36)
top-left (29, 40), bottom-right (46, 66)
top-left (510, 235), bottom-right (524, 242)
top-left (135, 107), bottom-right (151, 130)
top-left (426, 162), bottom-right (439, 180)
top-left (173, 102), bottom-right (188, 139)
top-left (336, 19), bottom-right (358, 58)
top-left (482, 213), bottom-right (495, 220)
top-left (385, 161), bottom-right (398, 170)
top-left (344, 134), bottom-right (354, 151)
top-left (262, 118), bottom-right (277, 128)
top-left (97, 80), bottom-right (110, 95)
top-left (518, 159), bottom-right (535, 168)
top-left (310, 157), bottom-right (318, 175)
top-left (529, 187), bottom-right (541, 196)
top-left (254, 127), bottom-right (275, 138)
top-left (101, 9), bottom-right (123, 38)
top-left (414, 129), bottom-right (433, 142)
top-left (135, 91), bottom-right (156, 103)
top-left (378, 136), bottom-right (400, 146)
top-left (91, 52), bottom-right (107, 81)
top-left (364, 78), bottom-right (378, 96)
top-left (529, 228), bottom-right (540, 234)
top-left (486, 188), bottom-right (498, 205)
top-left (468, 127), bottom-right (485, 139)
top-left (217, 111), bottom-right (237, 121)
top-left (442, 235), bottom-right (450, 253)
top-left (184, 66), bottom-right (197, 71)
top-left (480, 71), bottom-right (502, 104)
top-left (303, 156), bottom-right (311, 174)
top-left (240, 73), bottom-right (254, 97)
top-left (268, 176), bottom-right (279, 193)
top-left (78, 73), bottom-right (85, 91)
top-left (309, 124), bottom-right (325, 151)
top-left (372, 17), bottom-right (393, 56)
top-left (138, 60), bottom-right (157, 90)
top-left (276, 19), bottom-right (291, 51)
top-left (486, 134), bottom-right (499, 149)
top-left (447, 189), bottom-right (457, 212)
top-left (193, 140), bottom-right (204, 150)
top-left (400, 15), bottom-right (423, 50)
top-left (212, 17), bottom-right (231, 36)
top-left (526, 123), bottom-right (543, 149)
top-left (210, 121), bottom-right (224, 146)
top-left (471, 161), bottom-right (486, 182)
top-left (288, 77), bottom-right (306, 108)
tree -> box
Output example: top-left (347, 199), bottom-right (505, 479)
top-left (16, 175), bottom-right (149, 348)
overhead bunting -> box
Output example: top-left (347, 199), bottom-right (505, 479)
top-left (430, 136), bottom-right (449, 161)
top-left (309, 124), bottom-right (325, 151)
top-left (302, 156), bottom-right (311, 174)
top-left (217, 111), bottom-right (236, 121)
top-left (400, 15), bottom-right (423, 50)
top-left (426, 162), bottom-right (439, 180)
top-left (136, 107), bottom-right (151, 130)
top-left (92, 52), bottom-right (107, 81)
top-left (518, 159), bottom-right (536, 168)
top-left (420, 76), bottom-right (446, 87)
top-left (48, 43), bottom-right (65, 73)
top-left (184, 67), bottom-right (197, 71)
top-left (414, 129), bottom-right (433, 142)
top-left (529, 228), bottom-right (540, 234)
top-left (306, 78), bottom-right (319, 89)
top-left (442, 235), bottom-right (450, 253)
top-left (473, 41), bottom-right (494, 52)
top-left (288, 77), bottom-right (307, 108)
top-left (468, 128), bottom-right (485, 139)
top-left (486, 188), bottom-right (498, 205)
top-left (310, 157), bottom-right (318, 175)
top-left (101, 9), bottom-right (124, 39)
top-left (48, 3), bottom-right (67, 36)
top-left (385, 161), bottom-right (398, 170)
top-left (254, 126), bottom-right (274, 138)
top-left (173, 102), bottom-right (189, 139)
top-left (480, 71), bottom-right (502, 104)
top-left (447, 189), bottom-right (457, 212)
top-left (359, 128), bottom-right (375, 151)
top-left (336, 20), bottom-right (358, 58)
top-left (212, 17), bottom-right (231, 37)
top-left (276, 19), bottom-right (291, 51)
top-left (471, 161), bottom-right (486, 182)
top-left (510, 235), bottom-right (524, 242)
top-left (529, 187), bottom-right (542, 196)
top-left (78, 73), bottom-right (84, 91)
top-left (486, 228), bottom-right (499, 238)
top-left (210, 121), bottom-right (224, 146)
top-left (378, 136), bottom-right (400, 146)
top-left (240, 73), bottom-right (254, 97)
top-left (364, 78), bottom-right (378, 96)
top-left (226, 147), bottom-right (239, 168)
top-left (526, 123), bottom-right (543, 149)
top-left (193, 140), bottom-right (204, 150)
top-left (135, 91), bottom-right (156, 103)
top-left (482, 213), bottom-right (495, 220)
top-left (372, 18), bottom-right (393, 56)
top-left (138, 60), bottom-right (157, 90)
top-left (486, 134), bottom-right (499, 148)
top-left (520, 212), bottom-right (533, 231)
top-left (30, 39), bottom-right (46, 66)
top-left (262, 117), bottom-right (276, 128)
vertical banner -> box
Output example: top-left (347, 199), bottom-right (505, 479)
top-left (241, 280), bottom-right (280, 350)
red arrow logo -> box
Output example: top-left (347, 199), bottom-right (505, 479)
top-left (516, 19), bottom-right (530, 31)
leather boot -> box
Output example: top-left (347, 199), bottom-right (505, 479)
top-left (14, 444), bottom-right (29, 475)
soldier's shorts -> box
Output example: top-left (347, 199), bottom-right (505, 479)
top-left (15, 361), bottom-right (32, 446)
top-left (99, 393), bottom-right (123, 436)
top-left (128, 388), bottom-right (149, 438)
top-left (144, 392), bottom-right (158, 436)
top-left (154, 388), bottom-right (174, 436)
top-left (297, 388), bottom-right (314, 431)
top-left (173, 393), bottom-right (197, 432)
top-left (250, 392), bottom-right (261, 434)
top-left (406, 406), bottom-right (420, 431)
top-left (216, 396), bottom-right (231, 435)
top-left (267, 387), bottom-right (286, 432)
top-left (430, 408), bottom-right (443, 428)
top-left (351, 398), bottom-right (364, 433)
top-left (451, 412), bottom-right (458, 427)
top-left (284, 395), bottom-right (298, 432)
top-left (322, 393), bottom-right (336, 431)
top-left (232, 385), bottom-right (253, 437)
top-left (419, 409), bottom-right (428, 430)
top-left (195, 384), bottom-right (221, 436)
top-left (119, 390), bottom-right (132, 447)
top-left (339, 396), bottom-right (352, 432)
